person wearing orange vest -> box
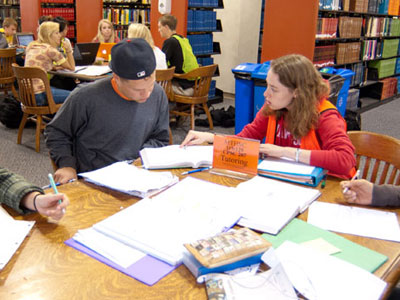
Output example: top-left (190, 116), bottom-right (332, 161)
top-left (180, 54), bottom-right (356, 178)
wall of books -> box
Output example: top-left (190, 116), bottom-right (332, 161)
top-left (316, 0), bottom-right (400, 110)
top-left (187, 0), bottom-right (223, 102)
top-left (1, 0), bottom-right (20, 31)
top-left (103, 0), bottom-right (150, 41)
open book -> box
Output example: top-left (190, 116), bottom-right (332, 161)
top-left (78, 161), bottom-right (178, 198)
top-left (140, 145), bottom-right (213, 169)
top-left (235, 176), bottom-right (321, 234)
top-left (258, 157), bottom-right (326, 187)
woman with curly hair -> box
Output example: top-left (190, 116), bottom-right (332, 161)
top-left (180, 54), bottom-right (356, 178)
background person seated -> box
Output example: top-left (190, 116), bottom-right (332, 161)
top-left (92, 19), bottom-right (120, 43)
top-left (24, 21), bottom-right (75, 105)
top-left (0, 17), bottom-right (17, 47)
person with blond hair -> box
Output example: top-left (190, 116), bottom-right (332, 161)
top-left (24, 21), bottom-right (75, 105)
top-left (181, 54), bottom-right (356, 179)
top-left (128, 23), bottom-right (167, 69)
top-left (92, 19), bottom-right (120, 43)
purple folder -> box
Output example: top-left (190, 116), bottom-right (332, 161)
top-left (65, 239), bottom-right (177, 285)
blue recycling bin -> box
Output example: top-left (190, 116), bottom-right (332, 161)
top-left (232, 63), bottom-right (261, 134)
top-left (320, 67), bottom-right (355, 117)
top-left (251, 61), bottom-right (270, 118)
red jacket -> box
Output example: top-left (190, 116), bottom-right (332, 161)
top-left (237, 99), bottom-right (356, 178)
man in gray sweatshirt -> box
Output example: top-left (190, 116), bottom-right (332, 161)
top-left (45, 38), bottom-right (170, 184)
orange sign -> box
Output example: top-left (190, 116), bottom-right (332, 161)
top-left (212, 135), bottom-right (260, 175)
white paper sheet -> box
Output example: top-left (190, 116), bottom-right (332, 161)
top-left (235, 176), bottom-right (321, 234)
top-left (308, 201), bottom-right (400, 242)
top-left (0, 207), bottom-right (35, 270)
top-left (275, 241), bottom-right (386, 300)
top-left (79, 161), bottom-right (178, 198)
top-left (258, 157), bottom-right (316, 175)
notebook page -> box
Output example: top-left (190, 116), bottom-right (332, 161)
top-left (258, 157), bottom-right (316, 175)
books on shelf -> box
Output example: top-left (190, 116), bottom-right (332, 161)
top-left (140, 145), bottom-right (213, 169)
top-left (257, 157), bottom-right (326, 187)
top-left (235, 176), bottom-right (321, 234)
top-left (78, 161), bottom-right (179, 198)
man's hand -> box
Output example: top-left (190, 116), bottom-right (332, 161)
top-left (54, 167), bottom-right (77, 184)
top-left (180, 130), bottom-right (214, 147)
top-left (340, 179), bottom-right (373, 205)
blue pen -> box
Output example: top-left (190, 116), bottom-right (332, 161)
top-left (181, 167), bottom-right (211, 175)
top-left (48, 173), bottom-right (65, 213)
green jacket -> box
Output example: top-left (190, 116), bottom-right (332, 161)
top-left (0, 168), bottom-right (43, 214)
top-left (171, 35), bottom-right (199, 74)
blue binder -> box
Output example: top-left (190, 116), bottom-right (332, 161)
top-left (257, 159), bottom-right (327, 187)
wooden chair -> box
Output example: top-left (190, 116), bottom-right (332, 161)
top-left (12, 63), bottom-right (62, 152)
top-left (0, 48), bottom-right (18, 98)
top-left (171, 64), bottom-right (217, 130)
top-left (348, 131), bottom-right (400, 184)
top-left (156, 67), bottom-right (175, 144)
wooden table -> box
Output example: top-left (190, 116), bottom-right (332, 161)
top-left (48, 69), bottom-right (110, 82)
top-left (1, 171), bottom-right (399, 300)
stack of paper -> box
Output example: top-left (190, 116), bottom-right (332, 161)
top-left (235, 176), bottom-right (321, 234)
top-left (140, 145), bottom-right (213, 169)
top-left (73, 177), bottom-right (242, 266)
top-left (0, 206), bottom-right (35, 270)
top-left (78, 161), bottom-right (178, 198)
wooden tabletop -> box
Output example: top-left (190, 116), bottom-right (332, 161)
top-left (1, 170), bottom-right (399, 300)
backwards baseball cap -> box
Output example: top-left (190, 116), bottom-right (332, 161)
top-left (109, 38), bottom-right (156, 80)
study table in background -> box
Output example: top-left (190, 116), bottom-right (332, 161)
top-left (1, 170), bottom-right (399, 300)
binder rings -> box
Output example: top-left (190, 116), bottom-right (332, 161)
top-left (257, 157), bottom-right (327, 187)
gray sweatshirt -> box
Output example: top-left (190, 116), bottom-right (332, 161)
top-left (372, 184), bottom-right (400, 207)
top-left (45, 77), bottom-right (169, 173)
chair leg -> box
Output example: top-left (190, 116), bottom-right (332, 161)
top-left (203, 103), bottom-right (214, 130)
top-left (17, 113), bottom-right (29, 144)
top-left (190, 104), bottom-right (195, 130)
top-left (35, 115), bottom-right (42, 152)
top-left (168, 127), bottom-right (173, 145)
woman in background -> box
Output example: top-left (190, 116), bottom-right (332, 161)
top-left (92, 19), bottom-right (120, 43)
top-left (128, 23), bottom-right (167, 70)
top-left (25, 21), bottom-right (75, 105)
top-left (181, 54), bottom-right (356, 178)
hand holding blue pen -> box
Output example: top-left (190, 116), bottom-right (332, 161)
top-left (48, 173), bottom-right (66, 214)
top-left (181, 166), bottom-right (211, 175)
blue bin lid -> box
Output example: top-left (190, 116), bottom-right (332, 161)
top-left (232, 63), bottom-right (261, 75)
top-left (251, 61), bottom-right (271, 79)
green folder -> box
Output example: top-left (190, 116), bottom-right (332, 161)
top-left (262, 218), bottom-right (387, 273)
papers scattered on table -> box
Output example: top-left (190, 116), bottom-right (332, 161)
top-left (307, 202), bottom-right (400, 242)
top-left (74, 65), bottom-right (111, 76)
top-left (80, 177), bottom-right (241, 266)
top-left (275, 241), bottom-right (387, 300)
top-left (0, 206), bottom-right (35, 270)
top-left (78, 161), bottom-right (178, 198)
top-left (140, 145), bottom-right (213, 169)
top-left (235, 176), bottom-right (321, 234)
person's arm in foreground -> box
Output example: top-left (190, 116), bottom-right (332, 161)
top-left (341, 179), bottom-right (400, 207)
top-left (0, 168), bottom-right (69, 219)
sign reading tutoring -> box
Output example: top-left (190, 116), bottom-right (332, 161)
top-left (212, 135), bottom-right (260, 175)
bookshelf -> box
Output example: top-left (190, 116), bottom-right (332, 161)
top-left (187, 0), bottom-right (224, 103)
top-left (40, 0), bottom-right (76, 43)
top-left (315, 0), bottom-right (400, 114)
top-left (0, 0), bottom-right (21, 31)
top-left (102, 0), bottom-right (150, 41)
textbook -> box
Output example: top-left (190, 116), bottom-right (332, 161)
top-left (140, 145), bottom-right (213, 169)
top-left (258, 157), bottom-right (327, 187)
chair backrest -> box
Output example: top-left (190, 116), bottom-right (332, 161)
top-left (0, 48), bottom-right (16, 83)
top-left (156, 66), bottom-right (175, 101)
top-left (175, 64), bottom-right (217, 99)
top-left (348, 131), bottom-right (400, 184)
top-left (12, 63), bottom-right (59, 114)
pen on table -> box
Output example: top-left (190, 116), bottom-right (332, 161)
top-left (48, 173), bottom-right (66, 213)
top-left (41, 178), bottom-right (75, 189)
top-left (181, 166), bottom-right (211, 175)
top-left (343, 170), bottom-right (361, 194)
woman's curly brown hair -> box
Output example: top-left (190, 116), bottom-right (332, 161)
top-left (262, 54), bottom-right (329, 139)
